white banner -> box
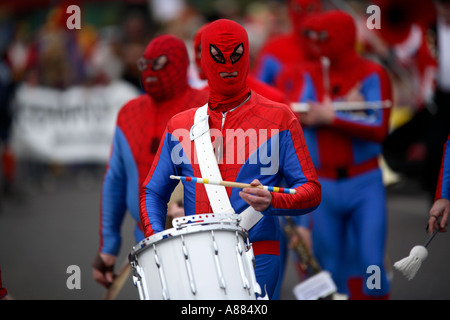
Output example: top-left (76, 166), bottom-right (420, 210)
top-left (10, 81), bottom-right (140, 164)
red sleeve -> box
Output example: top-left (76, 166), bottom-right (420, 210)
top-left (268, 108), bottom-right (321, 213)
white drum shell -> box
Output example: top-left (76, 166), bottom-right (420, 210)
top-left (130, 215), bottom-right (259, 300)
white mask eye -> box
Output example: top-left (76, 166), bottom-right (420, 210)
top-left (210, 44), bottom-right (225, 64)
top-left (152, 55), bottom-right (168, 71)
top-left (136, 55), bottom-right (168, 72)
top-left (230, 43), bottom-right (244, 64)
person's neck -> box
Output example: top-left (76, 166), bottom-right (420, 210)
top-left (208, 87), bottom-right (251, 113)
top-left (222, 93), bottom-right (251, 114)
top-left (328, 50), bottom-right (360, 73)
top-left (152, 83), bottom-right (189, 104)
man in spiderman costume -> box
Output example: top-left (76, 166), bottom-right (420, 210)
top-left (193, 22), bottom-right (298, 300)
top-left (428, 133), bottom-right (450, 235)
top-left (139, 19), bottom-right (321, 299)
top-left (252, 0), bottom-right (322, 86)
top-left (276, 10), bottom-right (392, 299)
top-left (92, 34), bottom-right (208, 288)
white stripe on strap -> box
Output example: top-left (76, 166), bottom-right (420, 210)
top-left (191, 104), bottom-right (234, 214)
top-left (190, 104), bottom-right (263, 230)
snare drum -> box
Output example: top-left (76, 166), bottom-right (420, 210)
top-left (129, 213), bottom-right (261, 300)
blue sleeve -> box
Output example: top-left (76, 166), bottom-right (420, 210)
top-left (100, 127), bottom-right (128, 255)
top-left (260, 127), bottom-right (320, 216)
top-left (439, 139), bottom-right (450, 200)
top-left (299, 72), bottom-right (318, 102)
top-left (256, 55), bottom-right (283, 86)
top-left (141, 132), bottom-right (180, 235)
top-left (291, 213), bottom-right (312, 228)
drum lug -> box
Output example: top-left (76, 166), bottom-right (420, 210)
top-left (128, 253), bottom-right (148, 300)
top-left (153, 244), bottom-right (170, 300)
top-left (245, 243), bottom-right (262, 297)
top-left (181, 235), bottom-right (197, 295)
top-left (211, 231), bottom-right (227, 292)
top-left (128, 253), bottom-right (139, 278)
top-left (235, 232), bottom-right (251, 295)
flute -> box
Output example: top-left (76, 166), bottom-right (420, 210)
top-left (291, 100), bottom-right (392, 113)
top-left (169, 175), bottom-right (297, 194)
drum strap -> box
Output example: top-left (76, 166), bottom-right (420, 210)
top-left (190, 104), bottom-right (263, 230)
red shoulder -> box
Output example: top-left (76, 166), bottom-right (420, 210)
top-left (117, 94), bottom-right (154, 123)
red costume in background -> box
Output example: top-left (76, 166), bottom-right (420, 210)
top-left (251, 0), bottom-right (322, 86)
top-left (98, 35), bottom-right (208, 256)
top-left (276, 10), bottom-right (392, 299)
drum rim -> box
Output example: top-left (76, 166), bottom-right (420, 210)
top-left (130, 220), bottom-right (249, 258)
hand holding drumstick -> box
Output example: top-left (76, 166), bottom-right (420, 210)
top-left (169, 175), bottom-right (297, 212)
top-left (239, 179), bottom-right (272, 212)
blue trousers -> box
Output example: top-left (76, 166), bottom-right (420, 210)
top-left (255, 254), bottom-right (280, 300)
top-left (312, 169), bottom-right (390, 297)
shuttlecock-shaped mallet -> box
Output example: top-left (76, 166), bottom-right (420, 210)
top-left (393, 225), bottom-right (440, 280)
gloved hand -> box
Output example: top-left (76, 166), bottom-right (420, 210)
top-left (92, 253), bottom-right (116, 288)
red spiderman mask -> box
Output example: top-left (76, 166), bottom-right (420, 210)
top-left (288, 0), bottom-right (322, 34)
top-left (201, 19), bottom-right (250, 112)
top-left (138, 34), bottom-right (189, 102)
top-left (302, 10), bottom-right (358, 67)
top-left (193, 23), bottom-right (210, 80)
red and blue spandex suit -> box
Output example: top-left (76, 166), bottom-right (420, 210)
top-left (139, 91), bottom-right (321, 298)
top-left (140, 19), bottom-right (321, 299)
top-left (276, 11), bottom-right (392, 299)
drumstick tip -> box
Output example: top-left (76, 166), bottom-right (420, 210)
top-left (169, 175), bottom-right (179, 180)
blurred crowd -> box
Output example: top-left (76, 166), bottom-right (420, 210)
top-left (0, 0), bottom-right (446, 200)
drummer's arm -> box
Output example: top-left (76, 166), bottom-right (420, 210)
top-left (100, 127), bottom-right (128, 255)
top-left (139, 130), bottom-right (179, 238)
top-left (261, 114), bottom-right (321, 216)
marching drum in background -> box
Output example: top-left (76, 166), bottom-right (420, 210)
top-left (128, 213), bottom-right (261, 300)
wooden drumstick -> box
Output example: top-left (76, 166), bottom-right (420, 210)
top-left (170, 175), bottom-right (297, 194)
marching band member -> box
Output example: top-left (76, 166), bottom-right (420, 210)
top-left (139, 19), bottom-right (321, 299)
top-left (276, 10), bottom-right (392, 299)
top-left (193, 21), bottom-right (295, 300)
top-left (92, 34), bottom-right (208, 288)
